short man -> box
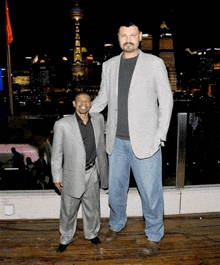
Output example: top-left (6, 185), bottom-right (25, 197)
top-left (90, 22), bottom-right (173, 255)
top-left (51, 92), bottom-right (108, 253)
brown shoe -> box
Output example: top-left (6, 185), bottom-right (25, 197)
top-left (104, 229), bottom-right (118, 243)
top-left (142, 239), bottom-right (161, 255)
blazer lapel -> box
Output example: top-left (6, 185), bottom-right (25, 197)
top-left (129, 50), bottom-right (143, 91)
top-left (114, 53), bottom-right (122, 97)
top-left (71, 113), bottom-right (84, 147)
top-left (115, 51), bottom-right (142, 97)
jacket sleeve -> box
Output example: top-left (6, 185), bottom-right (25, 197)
top-left (98, 114), bottom-right (109, 189)
top-left (51, 121), bottom-right (63, 183)
top-left (155, 59), bottom-right (173, 143)
top-left (90, 63), bottom-right (108, 113)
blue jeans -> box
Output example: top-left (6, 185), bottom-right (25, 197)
top-left (109, 138), bottom-right (164, 242)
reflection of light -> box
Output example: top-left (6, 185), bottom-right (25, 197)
top-left (104, 43), bottom-right (113, 47)
top-left (214, 63), bottom-right (220, 70)
top-left (13, 76), bottom-right (30, 85)
top-left (185, 48), bottom-right (197, 55)
top-left (142, 34), bottom-right (152, 38)
top-left (62, 57), bottom-right (68, 61)
top-left (160, 33), bottom-right (172, 37)
top-left (32, 55), bottom-right (38, 63)
top-left (87, 55), bottom-right (93, 60)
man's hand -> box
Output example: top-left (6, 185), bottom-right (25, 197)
top-left (54, 182), bottom-right (63, 191)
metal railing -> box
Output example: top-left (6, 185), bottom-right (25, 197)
top-left (1, 98), bottom-right (220, 190)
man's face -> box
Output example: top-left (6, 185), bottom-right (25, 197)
top-left (118, 25), bottom-right (142, 53)
top-left (73, 94), bottom-right (92, 115)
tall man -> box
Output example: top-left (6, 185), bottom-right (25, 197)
top-left (51, 92), bottom-right (108, 253)
top-left (90, 22), bottom-right (173, 255)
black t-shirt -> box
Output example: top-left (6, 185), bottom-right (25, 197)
top-left (116, 54), bottom-right (138, 140)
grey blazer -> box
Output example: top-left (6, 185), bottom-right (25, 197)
top-left (51, 113), bottom-right (108, 198)
top-left (90, 50), bottom-right (173, 159)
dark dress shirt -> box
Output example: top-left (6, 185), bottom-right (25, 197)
top-left (76, 113), bottom-right (97, 166)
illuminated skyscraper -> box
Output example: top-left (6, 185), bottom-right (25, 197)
top-left (159, 22), bottom-right (177, 92)
top-left (104, 43), bottom-right (114, 61)
top-left (140, 22), bottom-right (177, 92)
top-left (141, 33), bottom-right (153, 54)
top-left (70, 1), bottom-right (87, 79)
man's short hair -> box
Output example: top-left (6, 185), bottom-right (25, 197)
top-left (118, 21), bottom-right (142, 32)
top-left (74, 92), bottom-right (91, 101)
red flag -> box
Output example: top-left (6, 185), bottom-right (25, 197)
top-left (5, 0), bottom-right (13, 45)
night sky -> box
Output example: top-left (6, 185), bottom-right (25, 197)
top-left (1, 0), bottom-right (220, 69)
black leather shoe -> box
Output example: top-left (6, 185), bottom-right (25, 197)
top-left (56, 241), bottom-right (72, 253)
top-left (90, 237), bottom-right (101, 245)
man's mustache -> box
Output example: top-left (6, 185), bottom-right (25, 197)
top-left (124, 42), bottom-right (134, 46)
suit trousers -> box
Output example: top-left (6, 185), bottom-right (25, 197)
top-left (59, 165), bottom-right (100, 244)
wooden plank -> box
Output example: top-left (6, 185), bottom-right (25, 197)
top-left (0, 214), bottom-right (220, 264)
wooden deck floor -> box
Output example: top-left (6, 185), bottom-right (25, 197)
top-left (0, 213), bottom-right (220, 264)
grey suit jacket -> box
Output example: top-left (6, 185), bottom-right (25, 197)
top-left (90, 50), bottom-right (173, 159)
top-left (51, 113), bottom-right (108, 198)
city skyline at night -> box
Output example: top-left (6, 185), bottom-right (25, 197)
top-left (1, 1), bottom-right (220, 69)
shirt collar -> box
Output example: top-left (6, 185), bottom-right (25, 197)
top-left (76, 112), bottom-right (91, 124)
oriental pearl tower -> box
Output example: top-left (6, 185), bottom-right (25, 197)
top-left (70, 1), bottom-right (87, 80)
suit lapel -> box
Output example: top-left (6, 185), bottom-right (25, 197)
top-left (129, 50), bottom-right (143, 91)
top-left (71, 113), bottom-right (84, 147)
top-left (71, 113), bottom-right (99, 149)
top-left (114, 53), bottom-right (122, 97)
top-left (115, 51), bottom-right (142, 97)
